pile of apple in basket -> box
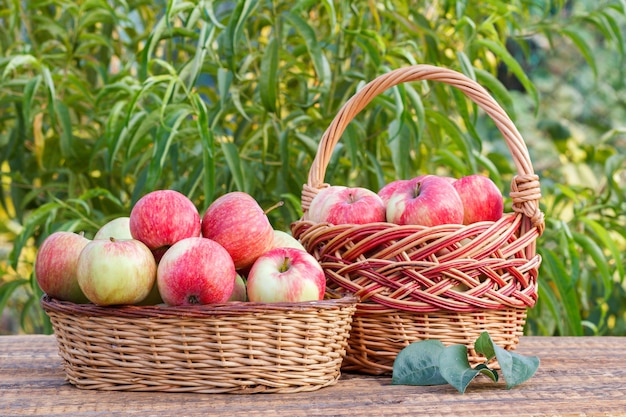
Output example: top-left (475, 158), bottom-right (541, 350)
top-left (36, 190), bottom-right (327, 307)
top-left (36, 173), bottom-right (499, 309)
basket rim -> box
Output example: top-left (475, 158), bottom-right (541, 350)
top-left (40, 294), bottom-right (360, 319)
top-left (298, 64), bottom-right (544, 234)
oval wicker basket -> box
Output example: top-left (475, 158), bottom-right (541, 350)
top-left (291, 65), bottom-right (545, 375)
top-left (41, 294), bottom-right (358, 393)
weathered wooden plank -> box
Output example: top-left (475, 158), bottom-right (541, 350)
top-left (1, 335), bottom-right (625, 416)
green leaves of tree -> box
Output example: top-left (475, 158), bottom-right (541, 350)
top-left (1, 0), bottom-right (625, 336)
top-left (392, 332), bottom-right (539, 393)
top-left (221, 0), bottom-right (260, 70)
top-left (260, 37), bottom-right (279, 113)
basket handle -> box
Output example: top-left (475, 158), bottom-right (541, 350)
top-left (301, 64), bottom-right (544, 233)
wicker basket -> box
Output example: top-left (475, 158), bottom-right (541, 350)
top-left (291, 65), bottom-right (544, 375)
top-left (41, 294), bottom-right (358, 393)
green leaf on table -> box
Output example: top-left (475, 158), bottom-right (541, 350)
top-left (391, 340), bottom-right (447, 386)
top-left (438, 344), bottom-right (482, 394)
top-left (494, 344), bottom-right (540, 390)
top-left (474, 331), bottom-right (497, 361)
top-left (475, 331), bottom-right (538, 389)
top-left (474, 363), bottom-right (499, 383)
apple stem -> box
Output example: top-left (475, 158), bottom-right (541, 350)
top-left (413, 182), bottom-right (423, 198)
top-left (279, 257), bottom-right (291, 273)
top-left (109, 237), bottom-right (116, 242)
top-left (264, 200), bottom-right (284, 215)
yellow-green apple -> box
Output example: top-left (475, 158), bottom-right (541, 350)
top-left (271, 230), bottom-right (306, 251)
top-left (452, 174), bottom-right (504, 224)
top-left (35, 231), bottom-right (90, 303)
top-left (227, 274), bottom-right (247, 302)
top-left (201, 192), bottom-right (274, 270)
top-left (385, 175), bottom-right (464, 226)
top-left (76, 238), bottom-right (157, 306)
top-left (246, 247), bottom-right (326, 303)
top-left (157, 237), bottom-right (237, 305)
top-left (94, 217), bottom-right (132, 240)
top-left (129, 190), bottom-right (201, 261)
top-left (306, 185), bottom-right (386, 225)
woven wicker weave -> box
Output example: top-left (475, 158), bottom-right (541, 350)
top-left (291, 65), bottom-right (544, 375)
top-left (41, 294), bottom-right (358, 393)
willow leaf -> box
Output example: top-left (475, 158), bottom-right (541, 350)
top-left (560, 28), bottom-right (597, 78)
top-left (260, 36), bottom-right (279, 113)
top-left (474, 38), bottom-right (538, 107)
top-left (572, 231), bottom-right (613, 303)
top-left (282, 11), bottom-right (331, 93)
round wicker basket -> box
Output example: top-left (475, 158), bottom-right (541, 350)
top-left (41, 294), bottom-right (358, 393)
top-left (291, 64), bottom-right (544, 375)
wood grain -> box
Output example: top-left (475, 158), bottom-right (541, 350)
top-left (1, 335), bottom-right (625, 416)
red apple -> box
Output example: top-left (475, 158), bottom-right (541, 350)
top-left (452, 174), bottom-right (504, 224)
top-left (385, 175), bottom-right (464, 226)
top-left (94, 217), bottom-right (132, 240)
top-left (378, 177), bottom-right (426, 206)
top-left (306, 185), bottom-right (386, 225)
top-left (379, 176), bottom-right (457, 205)
top-left (157, 237), bottom-right (237, 306)
top-left (234, 229), bottom-right (305, 279)
top-left (35, 231), bottom-right (90, 303)
top-left (76, 238), bottom-right (157, 306)
top-left (246, 247), bottom-right (326, 303)
top-left (271, 230), bottom-right (306, 251)
top-left (129, 190), bottom-right (201, 258)
top-left (201, 192), bottom-right (274, 270)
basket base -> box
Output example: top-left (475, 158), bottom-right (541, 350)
top-left (40, 295), bottom-right (358, 394)
top-left (342, 307), bottom-right (527, 375)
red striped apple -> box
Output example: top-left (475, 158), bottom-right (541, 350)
top-left (129, 190), bottom-right (201, 260)
top-left (378, 177), bottom-right (425, 206)
top-left (35, 231), bottom-right (90, 303)
top-left (385, 175), bottom-right (464, 226)
top-left (306, 185), bottom-right (386, 225)
top-left (246, 247), bottom-right (326, 303)
top-left (452, 174), bottom-right (504, 224)
top-left (76, 238), bottom-right (157, 306)
top-left (201, 192), bottom-right (274, 270)
top-left (157, 237), bottom-right (237, 306)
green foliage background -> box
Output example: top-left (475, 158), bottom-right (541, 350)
top-left (1, 0), bottom-right (624, 336)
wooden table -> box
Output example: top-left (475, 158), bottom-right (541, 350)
top-left (1, 335), bottom-right (625, 416)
